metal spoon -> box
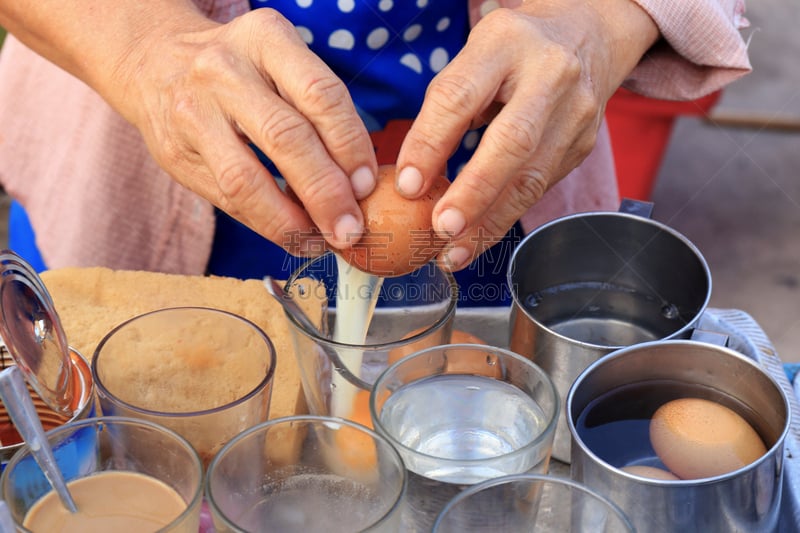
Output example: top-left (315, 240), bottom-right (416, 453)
top-left (263, 276), bottom-right (370, 391)
top-left (0, 250), bottom-right (75, 417)
top-left (0, 366), bottom-right (78, 513)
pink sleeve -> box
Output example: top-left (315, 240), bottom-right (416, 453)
top-left (625, 0), bottom-right (752, 100)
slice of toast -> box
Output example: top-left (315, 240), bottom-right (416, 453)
top-left (40, 266), bottom-right (322, 464)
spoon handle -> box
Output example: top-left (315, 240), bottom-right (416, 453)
top-left (0, 501), bottom-right (15, 533)
top-left (263, 276), bottom-right (371, 391)
top-left (0, 366), bottom-right (78, 513)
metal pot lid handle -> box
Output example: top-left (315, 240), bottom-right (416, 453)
top-left (0, 250), bottom-right (75, 417)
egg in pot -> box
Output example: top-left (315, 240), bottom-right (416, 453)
top-left (649, 397), bottom-right (767, 479)
top-left (334, 164), bottom-right (450, 277)
top-left (620, 465), bottom-right (679, 481)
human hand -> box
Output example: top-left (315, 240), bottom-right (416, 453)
top-left (396, 0), bottom-right (659, 271)
top-left (107, 7), bottom-right (377, 256)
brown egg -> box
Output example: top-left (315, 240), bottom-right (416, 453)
top-left (386, 327), bottom-right (502, 379)
top-left (450, 329), bottom-right (487, 345)
top-left (327, 388), bottom-right (378, 481)
top-left (345, 389), bottom-right (375, 430)
top-left (443, 330), bottom-right (503, 378)
top-left (621, 465), bottom-right (680, 481)
top-left (650, 398), bottom-right (768, 480)
top-left (335, 164), bottom-right (450, 277)
top-left (387, 325), bottom-right (445, 366)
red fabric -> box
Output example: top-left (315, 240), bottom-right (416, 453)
top-left (606, 88), bottom-right (722, 200)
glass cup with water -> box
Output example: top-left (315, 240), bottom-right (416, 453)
top-left (370, 344), bottom-right (559, 531)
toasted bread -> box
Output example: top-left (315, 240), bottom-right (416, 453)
top-left (40, 267), bottom-right (322, 464)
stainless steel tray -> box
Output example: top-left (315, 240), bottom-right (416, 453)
top-left (454, 306), bottom-right (800, 532)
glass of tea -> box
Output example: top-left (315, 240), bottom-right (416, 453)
top-left (0, 416), bottom-right (204, 532)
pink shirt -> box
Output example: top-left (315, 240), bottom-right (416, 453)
top-left (0, 0), bottom-right (751, 274)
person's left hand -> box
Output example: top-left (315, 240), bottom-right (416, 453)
top-left (395, 0), bottom-right (659, 271)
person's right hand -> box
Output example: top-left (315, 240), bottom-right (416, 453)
top-left (119, 8), bottom-right (380, 255)
top-left (0, 4), bottom-right (378, 256)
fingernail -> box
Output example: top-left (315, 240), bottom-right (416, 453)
top-left (333, 213), bottom-right (363, 247)
top-left (351, 166), bottom-right (376, 200)
top-left (442, 246), bottom-right (471, 271)
top-left (437, 208), bottom-right (466, 237)
top-left (397, 166), bottom-right (423, 197)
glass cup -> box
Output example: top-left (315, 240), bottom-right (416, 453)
top-left (283, 252), bottom-right (457, 426)
top-left (370, 344), bottom-right (559, 531)
top-left (205, 415), bottom-right (407, 532)
top-left (0, 416), bottom-right (204, 532)
top-left (433, 473), bottom-right (635, 532)
top-left (92, 306), bottom-right (276, 466)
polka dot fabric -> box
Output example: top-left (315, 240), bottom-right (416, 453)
top-left (248, 0), bottom-right (469, 127)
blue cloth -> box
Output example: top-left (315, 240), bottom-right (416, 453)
top-left (8, 199), bottom-right (47, 273)
top-left (247, 1), bottom-right (469, 122)
top-left (785, 363), bottom-right (800, 383)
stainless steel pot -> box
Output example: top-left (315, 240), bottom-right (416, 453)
top-left (567, 339), bottom-right (789, 532)
top-left (508, 201), bottom-right (711, 462)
